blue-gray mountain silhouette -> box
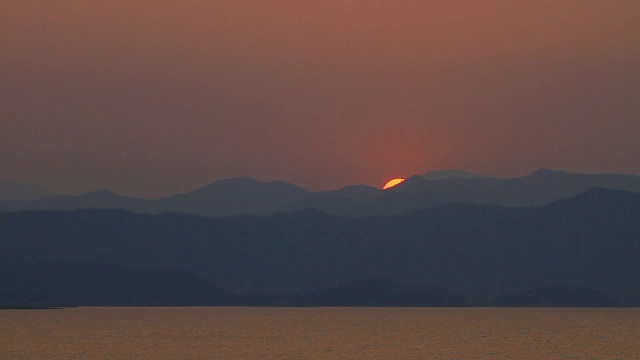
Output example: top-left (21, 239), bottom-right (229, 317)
top-left (0, 262), bottom-right (236, 308)
top-left (156, 177), bottom-right (309, 216)
top-left (0, 180), bottom-right (58, 201)
top-left (0, 177), bottom-right (309, 217)
top-left (2, 187), bottom-right (638, 306)
top-left (2, 169), bottom-right (640, 217)
top-left (422, 169), bottom-right (492, 180)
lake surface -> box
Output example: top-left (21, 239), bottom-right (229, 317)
top-left (1, 307), bottom-right (639, 359)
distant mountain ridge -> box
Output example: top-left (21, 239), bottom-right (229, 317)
top-left (158, 177), bottom-right (309, 217)
top-left (2, 187), bottom-right (639, 305)
top-left (0, 180), bottom-right (58, 201)
top-left (422, 169), bottom-right (492, 180)
top-left (0, 177), bottom-right (310, 218)
top-left (2, 169), bottom-right (640, 217)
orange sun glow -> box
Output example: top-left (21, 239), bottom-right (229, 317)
top-left (383, 178), bottom-right (405, 190)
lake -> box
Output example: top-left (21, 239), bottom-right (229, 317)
top-left (1, 307), bottom-right (638, 359)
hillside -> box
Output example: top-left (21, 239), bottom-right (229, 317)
top-left (2, 188), bottom-right (639, 305)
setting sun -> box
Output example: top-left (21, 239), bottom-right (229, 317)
top-left (383, 178), bottom-right (405, 190)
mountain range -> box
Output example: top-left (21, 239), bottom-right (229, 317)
top-left (2, 169), bottom-right (640, 217)
top-left (0, 180), bottom-right (58, 201)
top-left (2, 187), bottom-right (639, 306)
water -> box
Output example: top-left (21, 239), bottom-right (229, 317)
top-left (1, 307), bottom-right (639, 359)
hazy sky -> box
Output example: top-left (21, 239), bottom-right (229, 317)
top-left (2, 1), bottom-right (639, 197)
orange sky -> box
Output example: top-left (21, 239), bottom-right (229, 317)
top-left (1, 1), bottom-right (639, 196)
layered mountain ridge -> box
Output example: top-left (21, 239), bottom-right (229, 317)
top-left (2, 187), bottom-right (639, 306)
top-left (3, 169), bottom-right (640, 217)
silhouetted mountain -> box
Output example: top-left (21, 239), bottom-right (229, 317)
top-left (279, 170), bottom-right (640, 215)
top-left (325, 184), bottom-right (382, 200)
top-left (0, 262), bottom-right (464, 308)
top-left (390, 169), bottom-right (640, 205)
top-left (0, 262), bottom-right (236, 308)
top-left (155, 177), bottom-right (310, 217)
top-left (0, 177), bottom-right (309, 216)
top-left (0, 189), bottom-right (152, 213)
top-left (423, 169), bottom-right (491, 180)
top-left (2, 170), bottom-right (640, 217)
top-left (2, 188), bottom-right (639, 305)
top-left (277, 185), bottom-right (381, 215)
top-left (319, 169), bottom-right (640, 216)
top-left (493, 285), bottom-right (618, 307)
top-left (487, 169), bottom-right (640, 206)
top-left (0, 180), bottom-right (58, 201)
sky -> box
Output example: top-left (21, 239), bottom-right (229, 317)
top-left (1, 1), bottom-right (639, 198)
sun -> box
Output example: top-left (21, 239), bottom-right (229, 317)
top-left (383, 178), bottom-right (405, 190)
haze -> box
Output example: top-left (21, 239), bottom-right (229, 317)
top-left (1, 1), bottom-right (638, 197)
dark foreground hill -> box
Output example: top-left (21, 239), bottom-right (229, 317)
top-left (1, 263), bottom-right (610, 308)
top-left (1, 188), bottom-right (639, 306)
top-left (0, 263), bottom-right (465, 308)
top-left (0, 262), bottom-right (236, 308)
